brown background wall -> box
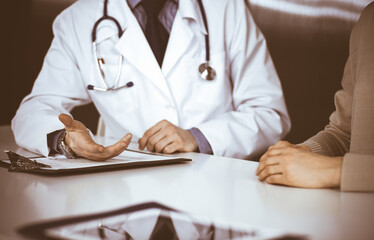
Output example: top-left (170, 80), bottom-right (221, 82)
top-left (3, 0), bottom-right (99, 132)
top-left (3, 0), bottom-right (373, 144)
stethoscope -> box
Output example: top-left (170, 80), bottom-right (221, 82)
top-left (88, 0), bottom-right (216, 92)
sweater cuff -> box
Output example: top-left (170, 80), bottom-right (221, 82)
top-left (188, 128), bottom-right (213, 154)
top-left (341, 153), bottom-right (374, 192)
top-left (302, 139), bottom-right (325, 155)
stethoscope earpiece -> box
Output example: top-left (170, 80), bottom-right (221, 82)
top-left (199, 63), bottom-right (216, 81)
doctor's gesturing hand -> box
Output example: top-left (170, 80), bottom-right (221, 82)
top-left (256, 141), bottom-right (342, 188)
top-left (138, 120), bottom-right (198, 154)
top-left (58, 114), bottom-right (132, 161)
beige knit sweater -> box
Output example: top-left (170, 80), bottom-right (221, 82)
top-left (303, 3), bottom-right (374, 192)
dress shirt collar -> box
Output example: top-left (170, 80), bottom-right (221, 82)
top-left (127, 0), bottom-right (142, 10)
top-left (127, 0), bottom-right (178, 10)
top-left (126, 0), bottom-right (206, 35)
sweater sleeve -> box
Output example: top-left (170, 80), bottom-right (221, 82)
top-left (302, 54), bottom-right (353, 157)
top-left (304, 3), bottom-right (374, 192)
top-left (341, 153), bottom-right (374, 192)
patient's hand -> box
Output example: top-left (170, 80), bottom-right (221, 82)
top-left (58, 114), bottom-right (132, 161)
top-left (256, 141), bottom-right (342, 188)
top-left (138, 120), bottom-right (198, 154)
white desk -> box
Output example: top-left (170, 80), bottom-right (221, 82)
top-left (1, 125), bottom-right (373, 240)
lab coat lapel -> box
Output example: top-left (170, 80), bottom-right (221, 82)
top-left (162, 0), bottom-right (207, 77)
top-left (114, 1), bottom-right (170, 95)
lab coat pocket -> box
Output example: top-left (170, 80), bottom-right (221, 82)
top-left (190, 51), bottom-right (230, 107)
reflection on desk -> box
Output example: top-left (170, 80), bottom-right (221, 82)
top-left (20, 202), bottom-right (306, 240)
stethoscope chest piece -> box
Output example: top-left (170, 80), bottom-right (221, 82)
top-left (199, 63), bottom-right (216, 81)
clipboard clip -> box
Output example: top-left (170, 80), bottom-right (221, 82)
top-left (4, 150), bottom-right (51, 172)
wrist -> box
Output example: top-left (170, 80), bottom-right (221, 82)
top-left (321, 156), bottom-right (342, 188)
top-left (57, 130), bottom-right (76, 159)
top-left (330, 157), bottom-right (343, 188)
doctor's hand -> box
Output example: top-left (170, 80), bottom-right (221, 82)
top-left (256, 141), bottom-right (342, 189)
top-left (58, 114), bottom-right (132, 161)
top-left (138, 120), bottom-right (198, 154)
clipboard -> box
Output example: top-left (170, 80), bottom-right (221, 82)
top-left (0, 149), bottom-right (191, 175)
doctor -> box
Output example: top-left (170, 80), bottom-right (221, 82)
top-left (12, 0), bottom-right (290, 160)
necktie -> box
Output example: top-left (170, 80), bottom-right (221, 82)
top-left (142, 0), bottom-right (169, 67)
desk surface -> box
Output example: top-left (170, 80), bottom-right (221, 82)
top-left (1, 125), bottom-right (373, 240)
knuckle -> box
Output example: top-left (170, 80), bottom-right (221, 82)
top-left (265, 176), bottom-right (274, 183)
top-left (285, 147), bottom-right (294, 153)
top-left (268, 149), bottom-right (276, 155)
top-left (143, 131), bottom-right (150, 138)
top-left (263, 157), bottom-right (271, 165)
top-left (166, 125), bottom-right (175, 132)
top-left (163, 147), bottom-right (172, 154)
top-left (155, 144), bottom-right (162, 152)
top-left (147, 144), bottom-right (154, 151)
top-left (149, 138), bottom-right (156, 146)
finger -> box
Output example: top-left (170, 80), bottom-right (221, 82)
top-left (259, 151), bottom-right (269, 164)
top-left (96, 133), bottom-right (132, 160)
top-left (139, 121), bottom-right (167, 150)
top-left (80, 133), bottom-right (132, 161)
top-left (154, 137), bottom-right (174, 153)
top-left (259, 143), bottom-right (285, 163)
top-left (273, 141), bottom-right (292, 148)
top-left (265, 148), bottom-right (286, 157)
top-left (147, 131), bottom-right (168, 152)
top-left (162, 142), bottom-right (179, 154)
top-left (59, 114), bottom-right (73, 128)
top-left (104, 133), bottom-right (132, 154)
top-left (59, 114), bottom-right (88, 133)
top-left (258, 164), bottom-right (283, 181)
top-left (256, 156), bottom-right (279, 176)
top-left (265, 174), bottom-right (285, 185)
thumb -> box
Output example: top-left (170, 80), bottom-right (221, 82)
top-left (120, 133), bottom-right (133, 147)
top-left (58, 114), bottom-right (73, 128)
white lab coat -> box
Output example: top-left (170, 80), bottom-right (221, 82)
top-left (12, 0), bottom-right (290, 159)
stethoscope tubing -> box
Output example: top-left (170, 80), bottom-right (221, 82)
top-left (88, 0), bottom-right (215, 92)
top-left (197, 0), bottom-right (210, 63)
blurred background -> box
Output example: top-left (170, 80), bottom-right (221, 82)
top-left (3, 0), bottom-right (373, 144)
